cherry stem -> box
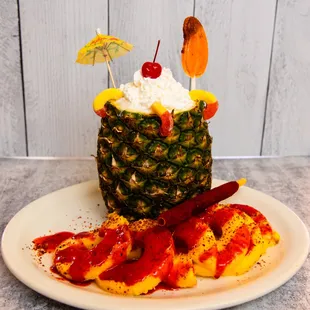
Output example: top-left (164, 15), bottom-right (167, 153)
top-left (153, 40), bottom-right (161, 63)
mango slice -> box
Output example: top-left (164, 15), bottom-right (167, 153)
top-left (93, 88), bottom-right (123, 117)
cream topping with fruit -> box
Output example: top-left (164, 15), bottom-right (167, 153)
top-left (116, 68), bottom-right (195, 113)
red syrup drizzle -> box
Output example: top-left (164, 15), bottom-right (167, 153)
top-left (33, 232), bottom-right (75, 254)
top-left (99, 227), bottom-right (174, 286)
top-left (54, 226), bottom-right (131, 282)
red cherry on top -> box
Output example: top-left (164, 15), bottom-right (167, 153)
top-left (142, 62), bottom-right (162, 79)
top-left (141, 40), bottom-right (162, 79)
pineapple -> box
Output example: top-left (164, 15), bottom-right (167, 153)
top-left (96, 100), bottom-right (213, 220)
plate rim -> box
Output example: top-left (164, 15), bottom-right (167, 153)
top-left (1, 179), bottom-right (310, 310)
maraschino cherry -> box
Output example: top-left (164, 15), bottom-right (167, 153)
top-left (141, 40), bottom-right (162, 79)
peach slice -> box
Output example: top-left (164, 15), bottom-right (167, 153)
top-left (93, 88), bottom-right (123, 117)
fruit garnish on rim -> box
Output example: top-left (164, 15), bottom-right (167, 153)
top-left (93, 88), bottom-right (123, 117)
top-left (189, 90), bottom-right (219, 120)
top-left (151, 101), bottom-right (174, 137)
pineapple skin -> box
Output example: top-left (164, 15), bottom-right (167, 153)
top-left (97, 101), bottom-right (212, 220)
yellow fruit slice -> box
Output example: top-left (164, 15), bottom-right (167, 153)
top-left (189, 90), bottom-right (219, 120)
top-left (151, 101), bottom-right (167, 116)
top-left (165, 254), bottom-right (197, 288)
top-left (96, 227), bottom-right (174, 295)
top-left (54, 214), bottom-right (132, 282)
top-left (189, 90), bottom-right (217, 104)
top-left (93, 88), bottom-right (123, 117)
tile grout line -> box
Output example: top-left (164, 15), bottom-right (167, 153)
top-left (17, 0), bottom-right (29, 156)
top-left (260, 0), bottom-right (279, 156)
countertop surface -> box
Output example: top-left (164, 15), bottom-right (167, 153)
top-left (0, 157), bottom-right (309, 310)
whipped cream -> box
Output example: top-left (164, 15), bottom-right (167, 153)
top-left (116, 68), bottom-right (195, 113)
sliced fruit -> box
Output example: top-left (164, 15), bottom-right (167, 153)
top-left (234, 213), bottom-right (264, 275)
top-left (151, 101), bottom-right (174, 136)
top-left (203, 103), bottom-right (219, 120)
top-left (181, 17), bottom-right (208, 78)
top-left (199, 205), bottom-right (251, 278)
top-left (128, 218), bottom-right (158, 260)
top-left (165, 254), bottom-right (197, 288)
top-left (54, 213), bottom-right (132, 282)
top-left (227, 204), bottom-right (280, 251)
top-left (173, 217), bottom-right (217, 278)
top-left (93, 88), bottom-right (123, 117)
top-left (96, 227), bottom-right (174, 295)
top-left (189, 90), bottom-right (218, 120)
top-left (207, 204), bottom-right (265, 276)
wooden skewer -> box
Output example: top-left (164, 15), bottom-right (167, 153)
top-left (105, 56), bottom-right (116, 88)
top-left (96, 28), bottom-right (116, 88)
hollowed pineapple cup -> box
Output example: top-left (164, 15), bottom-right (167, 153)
top-left (96, 101), bottom-right (212, 221)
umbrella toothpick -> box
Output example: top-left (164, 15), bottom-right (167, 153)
top-left (77, 29), bottom-right (133, 90)
top-left (96, 28), bottom-right (116, 88)
top-left (105, 57), bottom-right (116, 88)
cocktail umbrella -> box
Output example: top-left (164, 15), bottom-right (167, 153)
top-left (76, 29), bottom-right (133, 88)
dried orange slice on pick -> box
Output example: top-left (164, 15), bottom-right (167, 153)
top-left (181, 17), bottom-right (208, 78)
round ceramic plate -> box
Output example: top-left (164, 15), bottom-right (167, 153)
top-left (1, 180), bottom-right (309, 310)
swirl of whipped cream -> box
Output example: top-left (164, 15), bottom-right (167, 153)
top-left (116, 68), bottom-right (195, 113)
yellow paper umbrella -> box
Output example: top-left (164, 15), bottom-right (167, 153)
top-left (76, 29), bottom-right (133, 88)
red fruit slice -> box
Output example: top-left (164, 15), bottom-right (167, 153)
top-left (151, 102), bottom-right (174, 137)
top-left (159, 111), bottom-right (173, 136)
top-left (203, 102), bottom-right (219, 120)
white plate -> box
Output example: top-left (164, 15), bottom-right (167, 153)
top-left (1, 180), bottom-right (309, 310)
